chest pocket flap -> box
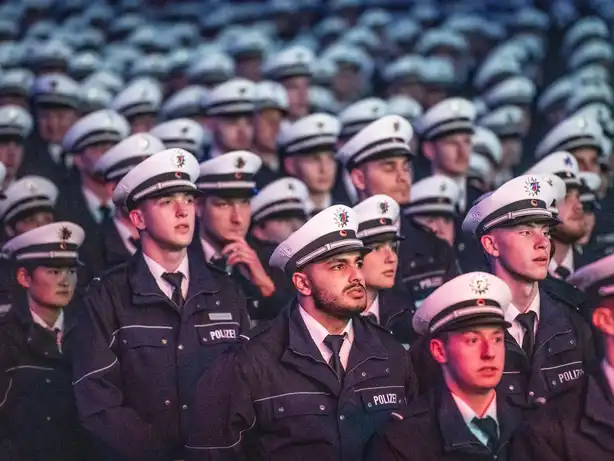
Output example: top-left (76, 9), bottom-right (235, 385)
top-left (196, 322), bottom-right (240, 345)
top-left (258, 393), bottom-right (332, 420)
top-left (119, 327), bottom-right (172, 349)
top-left (544, 332), bottom-right (577, 357)
top-left (357, 386), bottom-right (404, 412)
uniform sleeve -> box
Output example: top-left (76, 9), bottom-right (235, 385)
top-left (185, 351), bottom-right (255, 461)
top-left (365, 425), bottom-right (406, 461)
top-left (403, 349), bottom-right (418, 403)
top-left (443, 244), bottom-right (460, 280)
top-left (0, 323), bottom-right (15, 444)
top-left (509, 420), bottom-right (564, 461)
top-left (71, 285), bottom-right (163, 461)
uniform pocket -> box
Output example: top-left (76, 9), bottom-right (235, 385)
top-left (254, 392), bottom-right (332, 422)
top-left (355, 385), bottom-right (404, 412)
top-left (118, 326), bottom-right (172, 349)
top-left (542, 361), bottom-right (585, 392)
top-left (195, 322), bottom-right (240, 345)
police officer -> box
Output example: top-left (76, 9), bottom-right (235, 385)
top-left (0, 221), bottom-right (91, 460)
top-left (185, 205), bottom-right (417, 461)
top-left (194, 150), bottom-right (285, 322)
top-left (511, 253), bottom-right (614, 461)
top-left (252, 81), bottom-right (289, 188)
top-left (112, 78), bottom-right (163, 133)
top-left (71, 149), bottom-right (250, 461)
top-left (354, 194), bottom-right (415, 346)
top-left (369, 272), bottom-right (522, 461)
top-left (279, 113), bottom-right (344, 214)
top-left (201, 78), bottom-right (256, 158)
top-left (23, 74), bottom-right (81, 185)
top-left (414, 97), bottom-right (479, 213)
top-left (0, 105), bottom-right (33, 188)
top-left (88, 133), bottom-right (166, 273)
top-left (150, 118), bottom-right (210, 161)
top-left (461, 174), bottom-right (594, 411)
top-left (337, 114), bottom-right (458, 306)
top-left (527, 151), bottom-right (591, 277)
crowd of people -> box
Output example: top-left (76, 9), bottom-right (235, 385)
top-left (0, 0), bottom-right (614, 460)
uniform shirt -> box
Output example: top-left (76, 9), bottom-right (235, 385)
top-left (200, 237), bottom-right (221, 262)
top-left (142, 252), bottom-right (190, 300)
top-left (602, 359), bottom-right (614, 397)
top-left (48, 144), bottom-right (62, 164)
top-left (504, 291), bottom-right (540, 347)
top-left (30, 308), bottom-right (65, 333)
top-left (114, 218), bottom-right (139, 255)
top-left (299, 304), bottom-right (354, 369)
top-left (362, 295), bottom-right (380, 323)
top-left (305, 193), bottom-right (332, 216)
top-left (548, 247), bottom-right (574, 279)
top-left (452, 176), bottom-right (468, 212)
top-left (82, 187), bottom-right (115, 224)
top-left (451, 391), bottom-right (499, 447)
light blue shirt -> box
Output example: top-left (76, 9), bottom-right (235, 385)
top-left (451, 392), bottom-right (499, 447)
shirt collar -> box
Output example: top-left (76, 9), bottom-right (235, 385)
top-left (548, 246), bottom-right (574, 275)
top-left (142, 252), bottom-right (190, 283)
top-left (200, 236), bottom-right (221, 262)
top-left (298, 304), bottom-right (354, 348)
top-left (362, 294), bottom-right (380, 323)
top-left (603, 360), bottom-right (614, 397)
top-left (82, 187), bottom-right (114, 222)
top-left (305, 193), bottom-right (332, 215)
top-left (504, 290), bottom-right (541, 323)
top-left (114, 218), bottom-right (138, 254)
top-left (451, 391), bottom-right (498, 426)
top-left (30, 308), bottom-right (64, 333)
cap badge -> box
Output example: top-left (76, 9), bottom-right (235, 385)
top-left (578, 117), bottom-right (587, 131)
top-left (59, 226), bottom-right (72, 250)
top-left (393, 120), bottom-right (400, 132)
top-left (173, 152), bottom-right (186, 168)
top-left (236, 157), bottom-right (246, 169)
top-left (50, 80), bottom-right (57, 90)
top-left (288, 182), bottom-right (295, 191)
top-left (469, 274), bottom-right (489, 296)
top-left (449, 101), bottom-right (460, 113)
top-left (25, 181), bottom-right (37, 193)
top-left (524, 177), bottom-right (540, 197)
top-left (546, 177), bottom-right (553, 187)
top-left (316, 121), bottom-right (325, 130)
top-left (333, 208), bottom-right (350, 228)
top-left (238, 87), bottom-right (246, 95)
top-left (564, 156), bottom-right (573, 167)
top-left (7, 109), bottom-right (17, 121)
top-left (181, 125), bottom-right (189, 134)
top-left (379, 201), bottom-right (389, 214)
top-left (440, 182), bottom-right (447, 192)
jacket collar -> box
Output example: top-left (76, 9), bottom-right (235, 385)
top-left (10, 290), bottom-right (79, 338)
top-left (534, 288), bottom-right (573, 353)
top-left (378, 289), bottom-right (414, 326)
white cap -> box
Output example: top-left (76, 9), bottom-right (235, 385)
top-left (412, 272), bottom-right (512, 335)
top-left (566, 84), bottom-right (613, 115)
top-left (201, 78), bottom-right (256, 116)
top-left (161, 85), bottom-right (208, 120)
top-left (278, 113), bottom-right (340, 156)
top-left (111, 78), bottom-right (163, 118)
top-left (353, 194), bottom-right (401, 244)
top-left (415, 29), bottom-right (467, 55)
top-left (472, 126), bottom-right (502, 166)
top-left (527, 151), bottom-right (582, 190)
top-left (187, 51), bottom-right (235, 86)
top-left (0, 69), bottom-right (34, 98)
top-left (262, 45), bottom-right (315, 81)
top-left (536, 116), bottom-right (603, 159)
top-left (567, 253), bottom-right (614, 298)
top-left (0, 175), bottom-right (58, 224)
top-left (61, 109), bottom-right (130, 153)
top-left (569, 40), bottom-right (613, 71)
top-left (338, 97), bottom-right (388, 139)
top-left (537, 77), bottom-right (574, 113)
top-left (405, 175), bottom-right (460, 217)
top-left (94, 133), bottom-right (165, 182)
top-left (30, 73), bottom-right (81, 109)
top-left (309, 86), bottom-right (340, 114)
top-left (414, 97), bottom-right (476, 140)
top-left (387, 96), bottom-right (423, 122)
top-left (336, 114), bottom-right (413, 170)
top-left (112, 148), bottom-right (200, 209)
top-left (478, 106), bottom-right (524, 137)
top-left (462, 174), bottom-right (561, 236)
top-left (563, 17), bottom-right (609, 56)
top-left (270, 204), bottom-right (367, 274)
top-left (482, 76), bottom-right (536, 109)
top-left (251, 177), bottom-right (309, 224)
top-left (149, 119), bottom-right (211, 160)
top-left (578, 171), bottom-right (602, 210)
top-left (197, 150), bottom-right (261, 196)
top-left (0, 105), bottom-right (33, 139)
top-left (474, 55), bottom-right (522, 92)
top-left (254, 80), bottom-right (289, 113)
top-left (420, 57), bottom-right (455, 87)
top-left (1, 221), bottom-right (84, 266)
top-left (383, 55), bottom-right (423, 84)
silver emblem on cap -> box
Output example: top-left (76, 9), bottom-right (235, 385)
top-left (449, 101), bottom-right (460, 113)
top-left (469, 274), bottom-right (489, 296)
top-left (524, 177), bottom-right (541, 197)
top-left (138, 136), bottom-right (149, 149)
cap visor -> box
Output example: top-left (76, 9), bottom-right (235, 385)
top-left (437, 313), bottom-right (511, 334)
top-left (200, 188), bottom-right (258, 199)
top-left (362, 232), bottom-right (404, 246)
top-left (303, 243), bottom-right (371, 268)
top-left (139, 185), bottom-right (199, 202)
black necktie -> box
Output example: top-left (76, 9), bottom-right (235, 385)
top-left (162, 272), bottom-right (185, 308)
top-left (99, 204), bottom-right (112, 223)
top-left (472, 416), bottom-right (499, 452)
top-left (324, 334), bottom-right (346, 381)
top-left (516, 311), bottom-right (537, 358)
top-left (128, 237), bottom-right (141, 250)
top-left (555, 266), bottom-right (571, 280)
top-left (363, 313), bottom-right (378, 324)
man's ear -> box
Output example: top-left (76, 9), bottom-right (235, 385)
top-left (72, 154), bottom-right (84, 170)
top-left (592, 305), bottom-right (614, 335)
top-left (350, 166), bottom-right (366, 192)
top-left (429, 338), bottom-right (448, 364)
top-left (129, 207), bottom-right (146, 231)
top-left (292, 271), bottom-right (312, 296)
top-left (283, 157), bottom-right (297, 176)
top-left (422, 141), bottom-right (435, 163)
top-left (480, 233), bottom-right (499, 257)
top-left (16, 267), bottom-right (32, 289)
